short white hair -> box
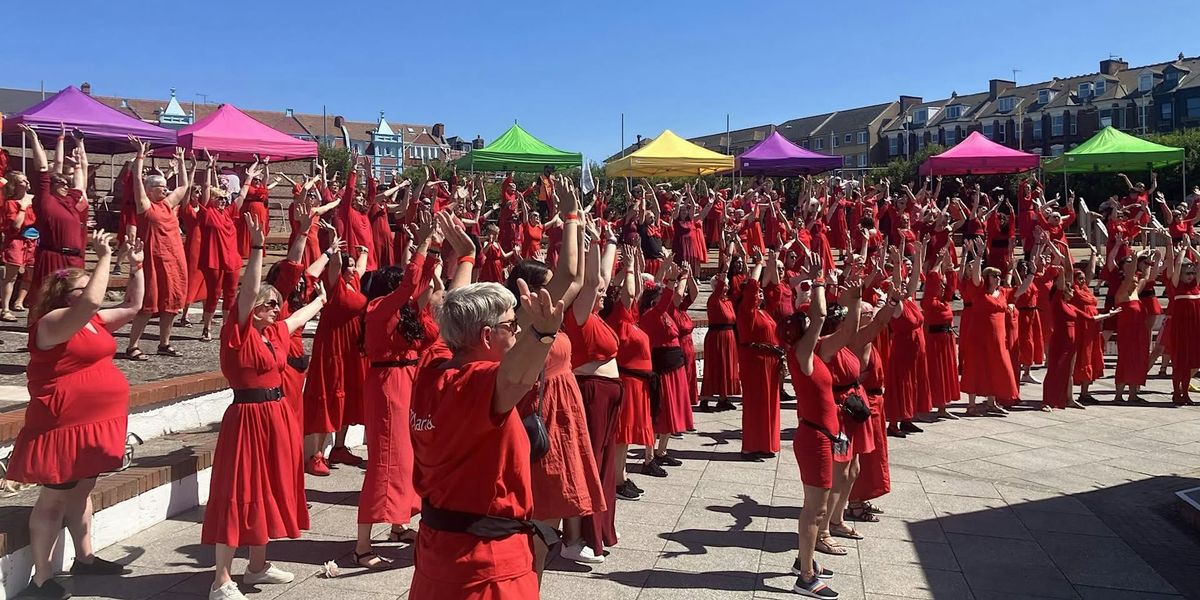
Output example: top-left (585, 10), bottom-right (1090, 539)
top-left (144, 174), bottom-right (167, 189)
top-left (436, 282), bottom-right (516, 352)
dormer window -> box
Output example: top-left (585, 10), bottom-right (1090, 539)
top-left (997, 97), bottom-right (1015, 113)
top-left (913, 108), bottom-right (928, 125)
top-left (1139, 73), bottom-right (1154, 92)
top-left (1095, 79), bottom-right (1106, 96)
top-left (945, 105), bottom-right (962, 120)
top-left (1078, 82), bottom-right (1094, 98)
top-left (1166, 70), bottom-right (1180, 87)
top-left (1038, 89), bottom-right (1052, 104)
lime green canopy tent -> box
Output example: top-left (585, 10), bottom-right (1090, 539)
top-left (1042, 126), bottom-right (1184, 173)
top-left (454, 124), bottom-right (582, 172)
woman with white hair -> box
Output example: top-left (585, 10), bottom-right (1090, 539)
top-left (123, 139), bottom-right (190, 360)
top-left (408, 278), bottom-right (567, 600)
top-left (203, 215), bottom-right (326, 600)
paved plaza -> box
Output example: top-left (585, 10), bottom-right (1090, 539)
top-left (54, 363), bottom-right (1200, 600)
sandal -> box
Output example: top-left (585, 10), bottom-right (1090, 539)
top-left (199, 328), bottom-right (211, 342)
top-left (965, 406), bottom-right (989, 417)
top-left (387, 527), bottom-right (418, 544)
top-left (860, 501), bottom-right (884, 515)
top-left (125, 348), bottom-right (149, 361)
top-left (844, 504), bottom-right (880, 523)
top-left (829, 523), bottom-right (864, 540)
top-left (176, 319), bottom-right (193, 329)
top-left (0, 311), bottom-right (15, 323)
top-left (352, 551), bottom-right (393, 570)
top-left (157, 345), bottom-right (182, 357)
top-left (815, 534), bottom-right (848, 556)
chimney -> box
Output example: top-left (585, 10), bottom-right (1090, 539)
top-left (988, 79), bottom-right (1015, 100)
top-left (432, 123), bottom-right (445, 139)
top-left (472, 135), bottom-right (485, 149)
top-left (636, 134), bottom-right (644, 147)
top-left (285, 108), bottom-right (294, 117)
top-left (899, 95), bottom-right (923, 114)
top-left (1100, 58), bottom-right (1128, 75)
top-left (80, 82), bottom-right (92, 95)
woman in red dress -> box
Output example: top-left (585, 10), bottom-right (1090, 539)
top-left (178, 186), bottom-right (204, 329)
top-left (1011, 259), bottom-right (1045, 384)
top-left (1, 170), bottom-right (36, 321)
top-left (520, 198), bottom-right (545, 261)
top-left (19, 125), bottom-right (87, 308)
top-left (1071, 247), bottom-right (1106, 404)
top-left (1114, 250), bottom-right (1160, 403)
top-left (604, 247), bottom-right (656, 490)
top-left (203, 216), bottom-right (325, 600)
top-left (960, 239), bottom-right (1029, 416)
top-left (302, 243), bottom-right (369, 475)
top-left (668, 266), bottom-right (699, 427)
top-left (337, 165), bottom-right (377, 271)
top-left (885, 247), bottom-right (931, 437)
top-left (10, 231), bottom-right (143, 598)
top-left (196, 161), bottom-right (243, 341)
top-left (670, 184), bottom-right (712, 272)
top-left (234, 157), bottom-right (271, 258)
top-left (638, 264), bottom-right (691, 472)
top-left (1166, 242), bottom-right (1200, 405)
top-left (921, 249), bottom-right (960, 419)
top-left (478, 224), bottom-right (518, 283)
top-left (736, 253), bottom-right (785, 462)
top-left (288, 177), bottom-right (340, 267)
top-left (124, 141), bottom-right (189, 360)
top-left (700, 274), bottom-right (740, 412)
top-left (408, 278), bottom-right (567, 600)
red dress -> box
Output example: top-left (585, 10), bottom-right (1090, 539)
top-left (1071, 283), bottom-right (1104, 385)
top-left (851, 346), bottom-right (889, 501)
top-left (607, 302), bottom-right (653, 446)
top-left (885, 299), bottom-right (931, 421)
top-left (1015, 284), bottom-right (1044, 366)
top-left (789, 349), bottom-right (837, 488)
top-left (288, 202), bottom-right (321, 266)
top-left (369, 203), bottom-right (395, 268)
top-left (959, 285), bottom-right (1019, 398)
top-left (922, 271), bottom-right (960, 408)
top-left (1115, 298), bottom-right (1149, 386)
top-left (202, 308), bottom-right (309, 547)
top-left (672, 218), bottom-right (703, 265)
top-left (28, 172), bottom-right (85, 305)
top-left (736, 279), bottom-right (782, 454)
top-left (829, 345), bottom-right (871, 457)
top-left (1042, 288), bottom-right (1080, 409)
top-left (520, 223), bottom-right (543, 260)
top-left (1172, 280), bottom-right (1200, 371)
top-left (359, 254), bottom-right (436, 526)
top-left (521, 335), bottom-right (604, 521)
top-left (180, 201), bottom-right (205, 304)
top-left (337, 173), bottom-right (377, 271)
top-left (409, 352), bottom-right (538, 600)
top-left (700, 282), bottom-right (741, 397)
top-left (669, 297), bottom-right (699, 417)
top-left (237, 182), bottom-right (271, 257)
top-left (2, 199), bottom-right (37, 268)
top-left (478, 243), bottom-right (505, 283)
top-left (303, 272), bottom-right (368, 434)
top-left (138, 201), bottom-right (188, 316)
top-left (198, 203), bottom-right (242, 314)
top-left (640, 289), bottom-right (691, 435)
top-left (272, 261), bottom-right (314, 422)
top-left (8, 316), bottom-right (129, 485)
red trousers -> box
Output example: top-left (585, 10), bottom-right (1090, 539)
top-left (201, 268), bottom-right (238, 314)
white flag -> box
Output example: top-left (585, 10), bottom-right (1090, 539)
top-left (580, 157), bottom-right (595, 195)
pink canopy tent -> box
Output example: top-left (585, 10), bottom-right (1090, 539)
top-left (919, 131), bottom-right (1039, 176)
top-left (163, 104), bottom-right (316, 162)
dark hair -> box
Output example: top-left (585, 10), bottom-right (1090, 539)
top-left (599, 283), bottom-right (621, 320)
top-left (266, 262), bottom-right (308, 312)
top-left (779, 312), bottom-right (810, 346)
top-left (360, 267), bottom-right (427, 344)
top-left (506, 259), bottom-right (552, 303)
top-left (638, 286), bottom-right (664, 314)
top-left (820, 303), bottom-right (847, 336)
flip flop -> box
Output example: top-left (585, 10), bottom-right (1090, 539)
top-left (388, 528), bottom-right (418, 544)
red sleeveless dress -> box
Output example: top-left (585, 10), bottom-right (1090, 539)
top-left (303, 272), bottom-right (368, 433)
top-left (608, 302), bottom-right (653, 446)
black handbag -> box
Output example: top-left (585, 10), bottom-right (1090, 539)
top-left (841, 392), bottom-right (872, 424)
top-left (523, 371), bottom-right (550, 461)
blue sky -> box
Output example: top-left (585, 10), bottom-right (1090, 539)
top-left (5, 1), bottom-right (1197, 161)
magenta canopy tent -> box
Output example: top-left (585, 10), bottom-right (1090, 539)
top-left (166, 104), bottom-right (317, 162)
top-left (919, 131), bottom-right (1040, 176)
top-left (737, 131), bottom-right (844, 175)
top-left (1, 86), bottom-right (176, 153)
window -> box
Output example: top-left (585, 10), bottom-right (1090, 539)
top-left (1188, 97), bottom-right (1200, 119)
top-left (914, 108), bottom-right (928, 125)
top-left (1069, 112), bottom-right (1077, 135)
top-left (1052, 114), bottom-right (1064, 136)
top-left (999, 122), bottom-right (1007, 143)
top-left (944, 129), bottom-right (957, 146)
top-left (814, 139), bottom-right (824, 150)
top-left (843, 155), bottom-right (854, 167)
top-left (998, 97), bottom-right (1015, 112)
top-left (888, 135), bottom-right (899, 155)
top-left (1095, 79), bottom-right (1106, 96)
top-left (1139, 73), bottom-right (1154, 92)
top-left (1166, 71), bottom-right (1180, 87)
top-left (857, 131), bottom-right (868, 145)
top-left (1100, 109), bottom-right (1112, 128)
top-left (1112, 104), bottom-right (1123, 128)
top-left (945, 105), bottom-right (962, 119)
top-left (1038, 89), bottom-right (1051, 104)
top-left (844, 133), bottom-right (853, 144)
top-left (982, 123), bottom-right (994, 139)
top-left (832, 135), bottom-right (839, 148)
top-left (1032, 118), bottom-right (1043, 139)
top-left (917, 136), bottom-right (925, 150)
top-left (1162, 102), bottom-right (1174, 123)
top-left (1078, 83), bottom-right (1093, 98)
top-left (801, 139), bottom-right (810, 149)
top-left (858, 154), bottom-right (867, 167)
top-left (1050, 144), bottom-right (1064, 156)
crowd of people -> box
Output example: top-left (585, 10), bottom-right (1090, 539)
top-left (1, 123), bottom-right (1198, 600)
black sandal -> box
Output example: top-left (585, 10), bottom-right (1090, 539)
top-left (157, 345), bottom-right (182, 357)
top-left (844, 504), bottom-right (880, 523)
top-left (199, 329), bottom-right (211, 342)
top-left (388, 527), bottom-right (418, 543)
top-left (353, 551), bottom-right (394, 570)
top-left (125, 348), bottom-right (149, 361)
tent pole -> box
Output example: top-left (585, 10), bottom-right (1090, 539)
top-left (21, 130), bottom-right (27, 171)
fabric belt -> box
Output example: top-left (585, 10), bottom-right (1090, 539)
top-left (742, 342), bottom-right (786, 359)
top-left (371, 359), bottom-right (420, 368)
top-left (832, 380), bottom-right (861, 394)
top-left (419, 500), bottom-right (560, 547)
top-left (231, 387), bottom-right (284, 404)
top-left (650, 347), bottom-right (686, 373)
top-left (43, 246), bottom-right (82, 257)
top-left (927, 324), bottom-right (955, 334)
top-left (865, 387), bottom-right (884, 396)
top-left (1017, 306), bottom-right (1038, 312)
top-left (709, 323), bottom-right (736, 331)
top-left (286, 355), bottom-right (310, 372)
top-left (621, 367), bottom-right (662, 418)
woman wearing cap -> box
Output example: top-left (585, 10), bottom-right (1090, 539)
top-left (203, 215), bottom-right (325, 600)
top-left (1, 169), bottom-right (36, 321)
top-left (9, 231), bottom-right (143, 599)
top-left (124, 140), bottom-right (189, 360)
top-left (18, 124), bottom-right (88, 308)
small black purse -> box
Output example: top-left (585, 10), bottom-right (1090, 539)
top-left (841, 392), bottom-right (872, 423)
top-left (523, 371), bottom-right (550, 461)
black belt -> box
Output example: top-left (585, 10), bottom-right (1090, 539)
top-left (651, 347), bottom-right (686, 373)
top-left (286, 355), bottom-right (310, 372)
top-left (742, 342), bottom-right (786, 359)
top-left (420, 500), bottom-right (560, 546)
top-left (990, 239), bottom-right (1011, 248)
top-left (832, 380), bottom-right (861, 394)
top-left (621, 367), bottom-right (662, 418)
top-left (371, 359), bottom-right (420, 368)
top-left (1018, 306), bottom-right (1038, 312)
top-left (927, 324), bottom-right (954, 334)
top-left (232, 387), bottom-right (284, 404)
top-left (43, 246), bottom-right (82, 257)
top-left (710, 323), bottom-right (736, 331)
top-left (865, 387), bottom-right (884, 395)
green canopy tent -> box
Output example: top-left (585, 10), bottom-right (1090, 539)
top-left (1042, 126), bottom-right (1186, 207)
top-left (454, 124), bottom-right (582, 172)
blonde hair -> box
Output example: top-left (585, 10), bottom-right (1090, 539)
top-left (30, 268), bottom-right (87, 321)
top-left (982, 267), bottom-right (1002, 281)
top-left (253, 285), bottom-right (282, 308)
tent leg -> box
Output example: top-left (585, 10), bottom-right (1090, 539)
top-left (21, 131), bottom-right (27, 171)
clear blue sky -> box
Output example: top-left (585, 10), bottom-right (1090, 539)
top-left (5, 1), bottom-right (1197, 161)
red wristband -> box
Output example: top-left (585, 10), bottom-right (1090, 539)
top-left (458, 255), bottom-right (475, 265)
top-left (564, 213), bottom-right (580, 221)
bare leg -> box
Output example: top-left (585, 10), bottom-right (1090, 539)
top-left (213, 543), bottom-right (236, 589)
top-left (28, 487), bottom-right (70, 586)
top-left (797, 485), bottom-right (832, 585)
top-left (62, 479), bottom-right (99, 562)
top-left (158, 313), bottom-right (176, 349)
top-left (127, 313), bottom-right (151, 353)
top-left (0, 266), bottom-right (18, 313)
top-left (1114, 383), bottom-right (1126, 402)
top-left (13, 268), bottom-right (31, 309)
top-left (562, 517), bottom-right (582, 545)
top-left (246, 544), bottom-right (267, 575)
top-left (827, 457), bottom-right (860, 534)
top-left (615, 443), bottom-right (629, 483)
top-left (533, 518), bottom-right (562, 580)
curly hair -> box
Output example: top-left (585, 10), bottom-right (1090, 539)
top-left (361, 267), bottom-right (427, 343)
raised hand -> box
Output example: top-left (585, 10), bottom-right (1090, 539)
top-left (245, 213), bottom-right (265, 247)
top-left (127, 237), bottom-right (145, 265)
top-left (437, 211), bottom-right (475, 257)
top-left (517, 277), bottom-right (565, 335)
top-left (90, 229), bottom-right (115, 259)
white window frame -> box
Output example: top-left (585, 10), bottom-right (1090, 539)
top-left (1139, 73), bottom-right (1154, 92)
top-left (888, 135), bottom-right (898, 155)
top-left (832, 135), bottom-right (839, 148)
top-left (945, 129), bottom-right (957, 146)
top-left (1070, 113), bottom-right (1077, 135)
top-left (1052, 114), bottom-right (1064, 136)
top-left (982, 123), bottom-right (994, 139)
top-left (814, 139), bottom-right (824, 150)
top-left (1038, 89), bottom-right (1051, 104)
top-left (998, 97), bottom-right (1015, 112)
top-left (1032, 118), bottom-right (1043, 139)
top-left (857, 153), bottom-right (867, 167)
top-left (844, 133), bottom-right (852, 145)
top-left (857, 131), bottom-right (868, 145)
top-left (999, 122), bottom-right (1007, 143)
top-left (1095, 79), bottom-right (1106, 96)
top-left (1162, 102), bottom-right (1174, 122)
top-left (1187, 97), bottom-right (1200, 119)
top-left (945, 105), bottom-right (961, 119)
top-left (914, 108), bottom-right (928, 125)
top-left (1078, 82), bottom-right (1093, 98)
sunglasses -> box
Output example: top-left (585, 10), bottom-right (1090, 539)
top-left (258, 299), bottom-right (281, 310)
top-left (493, 318), bottom-right (520, 334)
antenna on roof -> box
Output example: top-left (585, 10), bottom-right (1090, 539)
top-left (1011, 68), bottom-right (1021, 84)
top-left (1109, 53), bottom-right (1120, 61)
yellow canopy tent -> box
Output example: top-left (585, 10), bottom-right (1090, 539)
top-left (605, 129), bottom-right (734, 177)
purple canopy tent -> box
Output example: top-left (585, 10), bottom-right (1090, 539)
top-left (919, 131), bottom-right (1039, 176)
top-left (737, 131), bottom-right (844, 175)
top-left (1, 86), bottom-right (176, 154)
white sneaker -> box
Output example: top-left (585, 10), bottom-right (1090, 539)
top-left (559, 542), bottom-right (605, 564)
top-left (209, 581), bottom-right (248, 600)
top-left (243, 563), bottom-right (295, 585)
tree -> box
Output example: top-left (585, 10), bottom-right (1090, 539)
top-left (318, 144), bottom-right (351, 181)
top-left (870, 144), bottom-right (947, 187)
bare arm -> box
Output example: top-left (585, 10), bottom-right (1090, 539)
top-left (36, 232), bottom-right (114, 349)
top-left (494, 280), bottom-right (566, 414)
top-left (98, 238), bottom-right (146, 331)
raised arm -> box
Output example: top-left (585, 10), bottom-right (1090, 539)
top-left (791, 252), bottom-right (827, 376)
top-left (545, 176), bottom-right (584, 308)
top-left (18, 124), bottom-right (49, 172)
top-left (163, 148), bottom-right (191, 208)
top-left (36, 231), bottom-right (114, 349)
top-left (98, 237), bottom-right (146, 331)
top-left (236, 215), bottom-right (267, 326)
top-left (494, 279), bottom-right (566, 414)
top-left (128, 137), bottom-right (152, 214)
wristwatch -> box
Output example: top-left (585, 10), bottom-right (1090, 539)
top-left (531, 326), bottom-right (557, 345)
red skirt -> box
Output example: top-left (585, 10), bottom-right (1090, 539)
top-left (1172, 299), bottom-right (1200, 370)
top-left (1073, 318), bottom-right (1104, 384)
top-left (842, 389), bottom-right (876, 457)
top-left (615, 373), bottom-right (653, 446)
top-left (201, 399), bottom-right (309, 547)
top-left (410, 530), bottom-right (537, 600)
top-left (1042, 325), bottom-right (1076, 409)
top-left (359, 365), bottom-right (420, 525)
top-left (652, 364), bottom-right (691, 436)
top-left (303, 329), bottom-right (367, 434)
top-left (850, 392), bottom-right (889, 502)
top-left (1016, 310), bottom-right (1044, 365)
top-left (579, 375), bottom-right (622, 556)
top-left (738, 350), bottom-right (781, 454)
top-left (528, 372), bottom-right (604, 521)
top-left (700, 327), bottom-right (741, 396)
top-left (925, 329), bottom-right (959, 408)
top-left (1115, 302), bottom-right (1150, 386)
top-left (885, 337), bottom-right (930, 422)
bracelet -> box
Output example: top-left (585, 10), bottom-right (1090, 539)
top-left (131, 262), bottom-right (144, 272)
top-left (251, 245), bottom-right (266, 250)
top-left (564, 213), bottom-right (580, 221)
top-left (428, 248), bottom-right (441, 255)
top-left (458, 255), bottom-right (475, 265)
top-left (324, 249), bottom-right (335, 257)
